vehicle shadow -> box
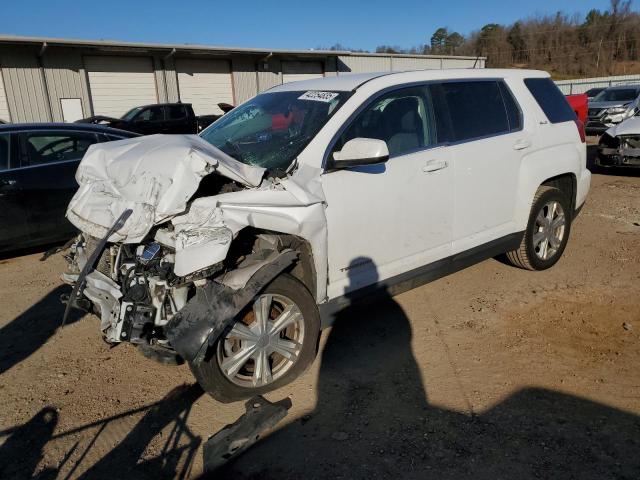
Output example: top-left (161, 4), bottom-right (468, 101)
top-left (0, 384), bottom-right (204, 480)
top-left (217, 258), bottom-right (640, 479)
top-left (0, 239), bottom-right (69, 262)
top-left (0, 284), bottom-right (83, 375)
top-left (76, 383), bottom-right (204, 480)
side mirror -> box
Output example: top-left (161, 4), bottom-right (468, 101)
top-left (332, 138), bottom-right (389, 168)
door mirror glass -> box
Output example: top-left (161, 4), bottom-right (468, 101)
top-left (332, 138), bottom-right (389, 168)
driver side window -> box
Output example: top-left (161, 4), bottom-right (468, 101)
top-left (335, 85), bottom-right (435, 158)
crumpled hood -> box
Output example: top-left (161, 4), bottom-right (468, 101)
top-left (605, 116), bottom-right (640, 137)
top-left (66, 134), bottom-right (265, 242)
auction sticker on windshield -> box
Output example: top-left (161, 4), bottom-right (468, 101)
top-left (298, 91), bottom-right (339, 102)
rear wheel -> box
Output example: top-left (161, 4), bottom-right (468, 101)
top-left (190, 274), bottom-right (320, 403)
top-left (506, 186), bottom-right (571, 271)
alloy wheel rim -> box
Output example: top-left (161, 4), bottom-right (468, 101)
top-left (533, 200), bottom-right (566, 260)
top-left (216, 293), bottom-right (305, 388)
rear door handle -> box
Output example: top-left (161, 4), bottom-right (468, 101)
top-left (513, 139), bottom-right (532, 150)
top-left (422, 159), bottom-right (448, 173)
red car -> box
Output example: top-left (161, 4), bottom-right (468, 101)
top-left (566, 94), bottom-right (588, 124)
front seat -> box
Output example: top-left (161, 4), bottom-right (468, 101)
top-left (382, 97), bottom-right (423, 156)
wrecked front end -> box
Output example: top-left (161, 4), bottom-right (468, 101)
top-left (62, 134), bottom-right (320, 366)
top-left (63, 230), bottom-right (298, 364)
top-left (598, 118), bottom-right (640, 168)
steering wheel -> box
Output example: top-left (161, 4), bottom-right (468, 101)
top-left (37, 139), bottom-right (77, 160)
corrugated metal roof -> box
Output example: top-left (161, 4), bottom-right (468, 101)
top-left (0, 34), bottom-right (484, 61)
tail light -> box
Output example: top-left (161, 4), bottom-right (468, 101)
top-left (574, 119), bottom-right (586, 143)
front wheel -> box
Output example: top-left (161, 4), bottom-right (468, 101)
top-left (506, 185), bottom-right (572, 271)
top-left (190, 274), bottom-right (320, 403)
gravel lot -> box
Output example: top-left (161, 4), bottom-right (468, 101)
top-left (1, 146), bottom-right (639, 479)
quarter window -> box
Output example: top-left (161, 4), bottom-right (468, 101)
top-left (21, 131), bottom-right (99, 166)
top-left (429, 81), bottom-right (511, 143)
top-left (335, 86), bottom-right (435, 158)
top-left (524, 78), bottom-right (576, 124)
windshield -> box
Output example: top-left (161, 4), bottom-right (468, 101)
top-left (121, 107), bottom-right (143, 121)
top-left (200, 90), bottom-right (350, 172)
top-left (593, 88), bottom-right (639, 102)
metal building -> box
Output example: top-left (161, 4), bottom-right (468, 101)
top-left (0, 35), bottom-right (485, 123)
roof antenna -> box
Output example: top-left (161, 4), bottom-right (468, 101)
top-left (472, 54), bottom-right (481, 69)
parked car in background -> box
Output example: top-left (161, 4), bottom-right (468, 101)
top-left (566, 94), bottom-right (587, 124)
top-left (585, 87), bottom-right (605, 100)
top-left (586, 85), bottom-right (640, 134)
top-left (0, 123), bottom-right (137, 252)
top-left (63, 69), bottom-right (590, 402)
top-left (76, 102), bottom-right (233, 135)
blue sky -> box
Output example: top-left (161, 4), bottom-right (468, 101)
top-left (0, 0), bottom-right (618, 51)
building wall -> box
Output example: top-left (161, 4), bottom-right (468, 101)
top-left (257, 57), bottom-right (282, 93)
top-left (232, 56), bottom-right (259, 104)
top-left (391, 56), bottom-right (443, 70)
top-left (339, 55), bottom-right (392, 73)
top-left (0, 46), bottom-right (51, 122)
top-left (42, 48), bottom-right (91, 122)
top-left (162, 56), bottom-right (180, 103)
top-left (0, 41), bottom-right (484, 122)
top-left (0, 69), bottom-right (10, 121)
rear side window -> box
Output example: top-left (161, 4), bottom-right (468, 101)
top-left (0, 133), bottom-right (10, 171)
top-left (167, 104), bottom-right (187, 120)
top-left (524, 78), bottom-right (576, 124)
top-left (21, 131), bottom-right (99, 166)
top-left (136, 106), bottom-right (165, 122)
top-left (429, 80), bottom-right (511, 142)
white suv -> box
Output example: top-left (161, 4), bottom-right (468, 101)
top-left (64, 69), bottom-right (591, 401)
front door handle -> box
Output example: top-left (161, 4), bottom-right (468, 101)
top-left (513, 139), bottom-right (532, 150)
top-left (422, 159), bottom-right (448, 173)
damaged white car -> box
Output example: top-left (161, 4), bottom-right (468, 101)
top-left (597, 111), bottom-right (640, 168)
top-left (63, 70), bottom-right (590, 402)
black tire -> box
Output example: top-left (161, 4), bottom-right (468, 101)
top-left (189, 273), bottom-right (320, 403)
top-left (506, 186), bottom-right (572, 271)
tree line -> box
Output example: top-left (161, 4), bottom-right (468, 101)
top-left (324, 0), bottom-right (640, 78)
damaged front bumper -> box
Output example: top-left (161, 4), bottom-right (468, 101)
top-left (597, 133), bottom-right (640, 167)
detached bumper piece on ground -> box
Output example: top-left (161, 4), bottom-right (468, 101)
top-left (203, 395), bottom-right (292, 472)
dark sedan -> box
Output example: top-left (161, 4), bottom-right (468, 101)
top-left (0, 123), bottom-right (137, 253)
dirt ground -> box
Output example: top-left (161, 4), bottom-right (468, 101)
top-left (1, 146), bottom-right (639, 479)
